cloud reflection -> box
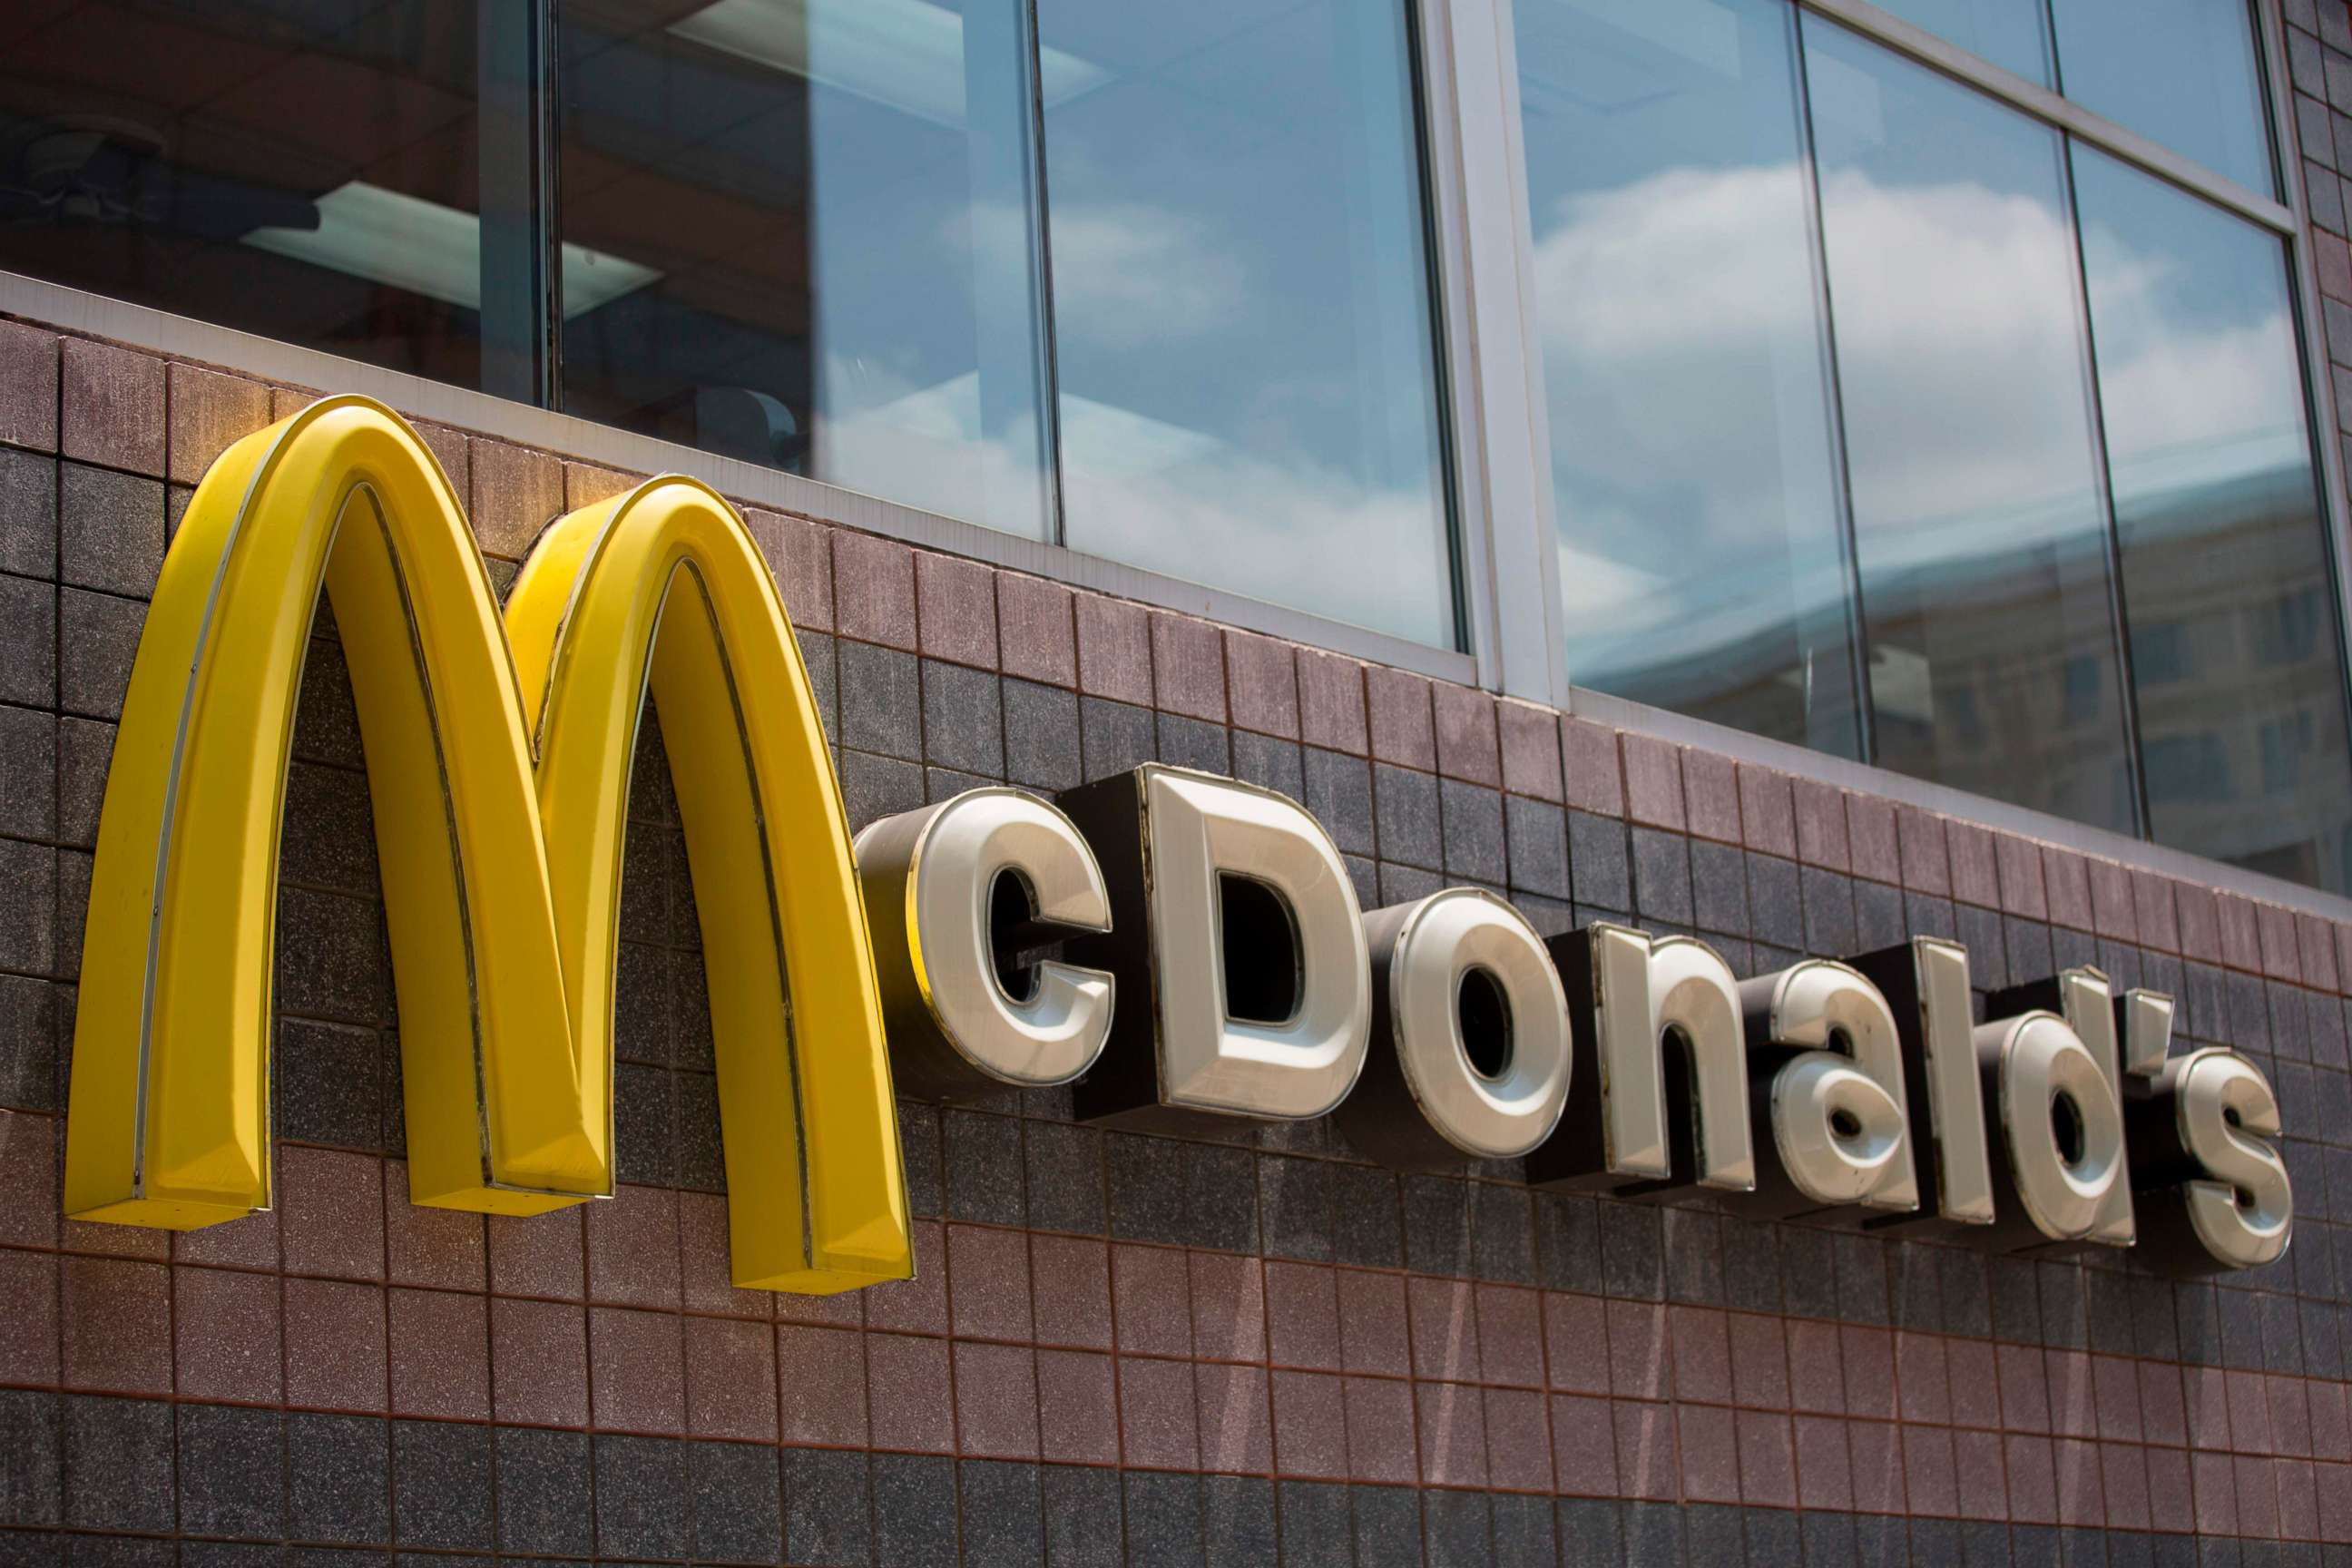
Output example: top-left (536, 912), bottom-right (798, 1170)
top-left (1538, 159), bottom-right (2309, 652)
top-left (815, 358), bottom-right (1454, 643)
top-left (990, 201), bottom-right (1248, 352)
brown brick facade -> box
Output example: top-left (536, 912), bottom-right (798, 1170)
top-left (0, 315), bottom-right (2344, 1567)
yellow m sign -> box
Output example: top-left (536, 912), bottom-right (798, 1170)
top-left (63, 396), bottom-right (911, 1293)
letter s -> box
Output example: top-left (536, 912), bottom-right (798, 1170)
top-left (2128, 1047), bottom-right (2292, 1274)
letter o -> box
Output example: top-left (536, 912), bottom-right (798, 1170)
top-left (1338, 889), bottom-right (1573, 1169)
top-left (1989, 1013), bottom-right (2125, 1242)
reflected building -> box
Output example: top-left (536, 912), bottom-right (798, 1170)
top-left (1520, 0), bottom-right (2352, 894)
top-left (2118, 457), bottom-right (2351, 889)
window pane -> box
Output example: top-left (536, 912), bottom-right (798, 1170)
top-left (2050, 0), bottom-right (2274, 197)
top-left (1858, 0), bottom-right (2053, 85)
top-left (0, 1), bottom-right (498, 389)
top-left (1034, 1), bottom-right (1455, 646)
top-left (1804, 18), bottom-right (2137, 831)
top-left (2074, 147), bottom-right (2352, 891)
top-left (557, 0), bottom-right (1056, 539)
top-left (1516, 0), bottom-right (1859, 752)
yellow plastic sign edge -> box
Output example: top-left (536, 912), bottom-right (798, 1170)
top-left (63, 395), bottom-right (910, 1293)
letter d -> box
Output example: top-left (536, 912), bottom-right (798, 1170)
top-left (1057, 765), bottom-right (1373, 1131)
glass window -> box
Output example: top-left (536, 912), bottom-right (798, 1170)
top-left (0, 0), bottom-right (517, 391)
top-left (556, 0), bottom-right (1057, 539)
top-left (1033, 1), bottom-right (1455, 646)
top-left (2073, 146), bottom-right (2352, 889)
top-left (1860, 0), bottom-right (2052, 85)
top-left (2049, 0), bottom-right (2274, 198)
top-left (1514, 0), bottom-right (1860, 753)
top-left (1804, 17), bottom-right (2136, 832)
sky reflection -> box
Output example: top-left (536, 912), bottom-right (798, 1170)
top-left (1035, 0), bottom-right (1457, 646)
top-left (1520, 0), bottom-right (1860, 752)
top-left (2076, 145), bottom-right (2352, 889)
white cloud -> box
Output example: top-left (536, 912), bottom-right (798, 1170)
top-left (1530, 163), bottom-right (1819, 366)
top-left (818, 157), bottom-right (2315, 662)
top-left (808, 360), bottom-right (1455, 643)
top-left (1524, 152), bottom-right (2324, 708)
top-left (966, 199), bottom-right (1247, 351)
top-left (1530, 160), bottom-right (1848, 669)
top-left (1531, 162), bottom-right (2100, 550)
top-left (1534, 159), bottom-right (2310, 591)
top-left (1057, 444), bottom-right (1454, 645)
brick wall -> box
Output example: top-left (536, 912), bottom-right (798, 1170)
top-left (0, 327), bottom-right (2344, 1568)
top-left (0, 12), bottom-right (2349, 1559)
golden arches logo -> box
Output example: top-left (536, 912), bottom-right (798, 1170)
top-left (64, 396), bottom-right (911, 1294)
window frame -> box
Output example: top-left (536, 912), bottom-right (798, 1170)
top-left (1459, 0), bottom-right (2352, 842)
top-left (5, 0), bottom-right (2346, 898)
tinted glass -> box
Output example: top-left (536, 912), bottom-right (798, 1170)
top-left (557, 0), bottom-right (1056, 539)
top-left (1034, 1), bottom-right (1455, 646)
top-left (1805, 18), bottom-right (2136, 831)
top-left (0, 0), bottom-right (505, 389)
top-left (2051, 0), bottom-right (2274, 196)
top-left (2074, 148), bottom-right (2352, 889)
top-left (1516, 0), bottom-right (1859, 752)
top-left (1861, 0), bottom-right (2052, 84)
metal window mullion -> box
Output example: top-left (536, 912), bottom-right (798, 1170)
top-left (1019, 0), bottom-right (1068, 548)
top-left (2055, 132), bottom-right (2155, 839)
top-left (480, 0), bottom-right (560, 408)
top-left (1799, 0), bottom-right (2298, 237)
top-left (1415, 0), bottom-right (1495, 673)
top-left (1788, 2), bottom-right (1880, 768)
top-left (1424, 0), bottom-right (1566, 704)
top-left (962, 0), bottom-right (1063, 546)
top-left (1405, 0), bottom-right (1480, 660)
top-left (1025, 0), bottom-right (1072, 550)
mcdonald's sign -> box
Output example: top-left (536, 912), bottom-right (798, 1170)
top-left (64, 399), bottom-right (2292, 1294)
top-left (64, 396), bottom-right (910, 1294)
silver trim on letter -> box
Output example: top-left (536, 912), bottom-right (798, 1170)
top-left (855, 789), bottom-right (1116, 1099)
top-left (1141, 769), bottom-right (1372, 1120)
top-left (1740, 960), bottom-right (1917, 1217)
top-left (1341, 888), bottom-right (1573, 1168)
top-left (1530, 923), bottom-right (1754, 1196)
top-left (1976, 1011), bottom-right (2127, 1249)
top-left (2124, 1045), bottom-right (2292, 1275)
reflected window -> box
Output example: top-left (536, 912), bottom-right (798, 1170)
top-left (0, 0), bottom-right (515, 390)
top-left (1034, 0), bottom-right (1456, 646)
top-left (2050, 0), bottom-right (2274, 197)
top-left (1515, 0), bottom-right (1859, 753)
top-left (1864, 0), bottom-right (2052, 84)
top-left (2074, 146), bottom-right (2352, 889)
top-left (2146, 733), bottom-right (2230, 804)
top-left (2135, 622), bottom-right (2190, 686)
top-left (1804, 17), bottom-right (2135, 832)
top-left (556, 0), bottom-right (1057, 539)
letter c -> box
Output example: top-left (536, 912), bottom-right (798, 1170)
top-left (856, 789), bottom-right (1116, 1099)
